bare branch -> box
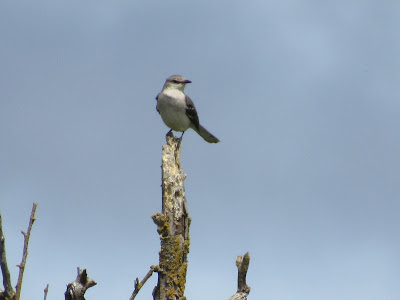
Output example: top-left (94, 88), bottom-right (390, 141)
top-left (0, 211), bottom-right (15, 299)
top-left (15, 202), bottom-right (38, 300)
top-left (228, 253), bottom-right (251, 300)
top-left (65, 268), bottom-right (97, 300)
top-left (43, 284), bottom-right (49, 300)
top-left (129, 265), bottom-right (156, 300)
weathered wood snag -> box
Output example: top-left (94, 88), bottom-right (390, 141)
top-left (152, 134), bottom-right (190, 300)
top-left (227, 252), bottom-right (251, 300)
top-left (65, 268), bottom-right (97, 300)
top-left (1, 135), bottom-right (252, 300)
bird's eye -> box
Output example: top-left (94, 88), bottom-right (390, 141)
top-left (172, 80), bottom-right (179, 83)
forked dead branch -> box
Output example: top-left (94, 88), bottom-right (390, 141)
top-left (0, 203), bottom-right (38, 300)
top-left (0, 136), bottom-right (251, 299)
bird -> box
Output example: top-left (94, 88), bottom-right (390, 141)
top-left (156, 75), bottom-right (220, 143)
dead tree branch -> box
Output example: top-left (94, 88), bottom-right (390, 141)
top-left (0, 212), bottom-right (15, 300)
top-left (65, 268), bottom-right (97, 300)
top-left (227, 253), bottom-right (251, 300)
top-left (15, 202), bottom-right (38, 300)
top-left (129, 265), bottom-right (156, 300)
top-left (152, 134), bottom-right (190, 300)
top-left (43, 284), bottom-right (49, 300)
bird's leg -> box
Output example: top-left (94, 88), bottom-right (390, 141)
top-left (179, 131), bottom-right (185, 141)
top-left (175, 131), bottom-right (184, 152)
top-left (166, 129), bottom-right (174, 138)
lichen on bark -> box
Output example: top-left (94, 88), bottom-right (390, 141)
top-left (153, 135), bottom-right (190, 300)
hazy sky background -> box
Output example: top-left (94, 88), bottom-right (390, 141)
top-left (1, 1), bottom-right (399, 299)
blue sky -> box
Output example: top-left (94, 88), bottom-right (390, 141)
top-left (1, 1), bottom-right (400, 299)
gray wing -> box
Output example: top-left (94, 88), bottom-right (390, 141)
top-left (185, 95), bottom-right (200, 131)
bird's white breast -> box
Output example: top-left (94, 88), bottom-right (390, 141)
top-left (157, 89), bottom-right (191, 132)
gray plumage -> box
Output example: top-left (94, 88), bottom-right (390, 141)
top-left (156, 75), bottom-right (220, 143)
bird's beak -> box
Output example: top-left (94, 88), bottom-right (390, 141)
top-left (184, 80), bottom-right (192, 84)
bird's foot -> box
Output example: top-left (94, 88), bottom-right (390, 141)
top-left (174, 131), bottom-right (184, 154)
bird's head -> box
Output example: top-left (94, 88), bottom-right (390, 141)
top-left (163, 75), bottom-right (192, 92)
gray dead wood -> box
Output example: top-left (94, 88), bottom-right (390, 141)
top-left (0, 213), bottom-right (14, 300)
top-left (15, 203), bottom-right (37, 300)
top-left (152, 134), bottom-right (190, 300)
top-left (43, 284), bottom-right (49, 300)
top-left (227, 253), bottom-right (251, 300)
top-left (65, 268), bottom-right (97, 300)
top-left (129, 265), bottom-right (156, 300)
top-left (0, 203), bottom-right (37, 300)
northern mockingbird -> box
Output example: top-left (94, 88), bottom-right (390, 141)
top-left (156, 75), bottom-right (220, 143)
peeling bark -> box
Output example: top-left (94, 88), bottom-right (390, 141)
top-left (152, 135), bottom-right (190, 300)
